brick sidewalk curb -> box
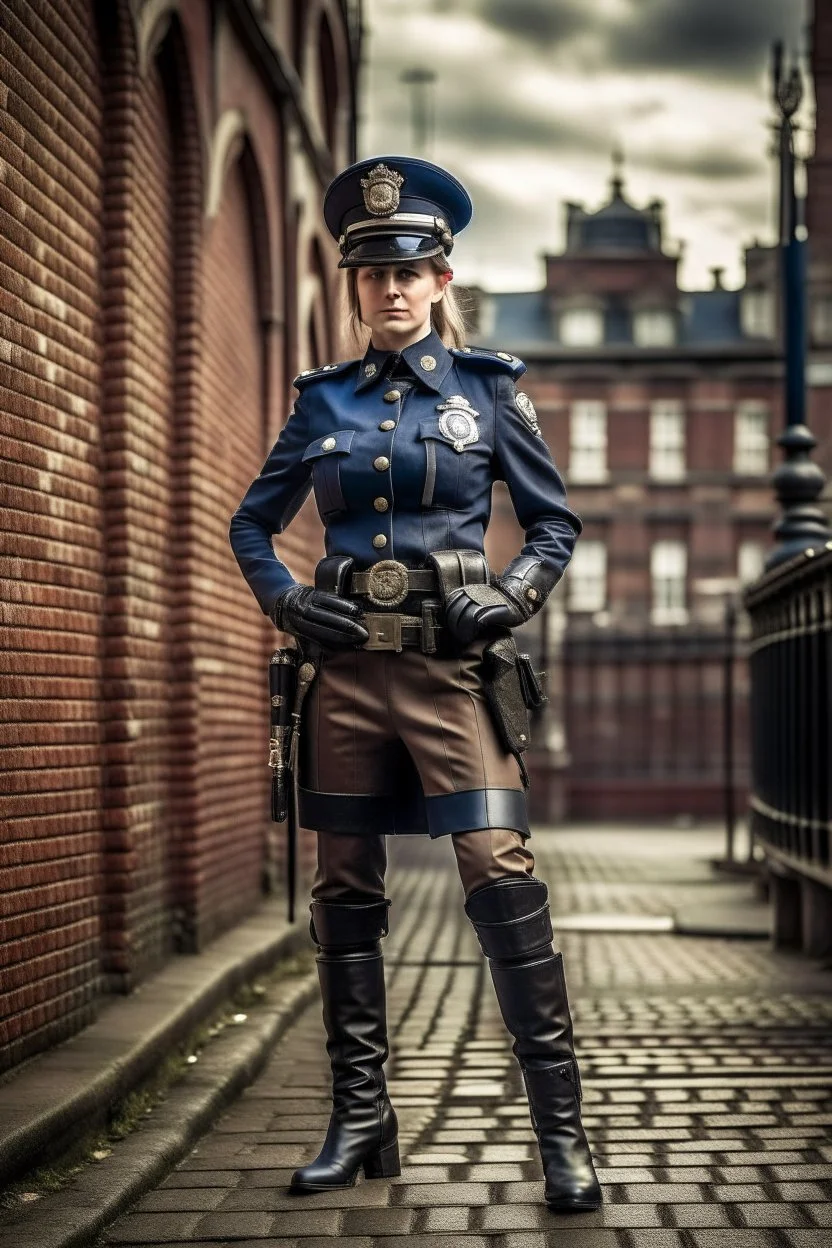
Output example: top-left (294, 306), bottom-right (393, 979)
top-left (0, 899), bottom-right (311, 1188)
top-left (0, 967), bottom-right (319, 1248)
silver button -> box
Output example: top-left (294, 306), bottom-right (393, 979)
top-left (420, 355), bottom-right (436, 371)
top-left (374, 497), bottom-right (389, 512)
top-left (383, 389), bottom-right (401, 403)
top-left (373, 456), bottom-right (390, 471)
top-left (321, 437), bottom-right (337, 451)
top-left (364, 363), bottom-right (378, 378)
top-left (379, 419), bottom-right (396, 431)
top-left (372, 534), bottom-right (388, 549)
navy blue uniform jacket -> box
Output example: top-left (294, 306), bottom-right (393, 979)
top-left (229, 329), bottom-right (581, 610)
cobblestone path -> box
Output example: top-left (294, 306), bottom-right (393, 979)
top-left (101, 828), bottom-right (832, 1247)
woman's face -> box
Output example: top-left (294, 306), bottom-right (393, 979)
top-left (355, 260), bottom-right (448, 351)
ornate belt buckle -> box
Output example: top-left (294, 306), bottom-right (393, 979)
top-left (363, 613), bottom-right (403, 652)
top-left (365, 560), bottom-right (410, 608)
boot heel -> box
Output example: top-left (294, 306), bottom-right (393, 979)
top-left (363, 1139), bottom-right (400, 1179)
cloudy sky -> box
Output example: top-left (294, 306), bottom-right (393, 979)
top-left (361, 0), bottom-right (811, 292)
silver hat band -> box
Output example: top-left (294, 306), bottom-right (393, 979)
top-left (343, 212), bottom-right (450, 238)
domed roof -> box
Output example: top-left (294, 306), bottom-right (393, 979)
top-left (581, 179), bottom-right (654, 251)
top-left (566, 157), bottom-right (664, 254)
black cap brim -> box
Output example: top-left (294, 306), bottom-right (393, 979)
top-left (339, 233), bottom-right (446, 269)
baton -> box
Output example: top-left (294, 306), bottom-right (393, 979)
top-left (269, 651), bottom-right (297, 921)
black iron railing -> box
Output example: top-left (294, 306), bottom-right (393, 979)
top-left (562, 626), bottom-right (748, 823)
top-left (744, 545), bottom-right (832, 891)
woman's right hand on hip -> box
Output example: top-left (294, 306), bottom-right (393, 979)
top-left (271, 585), bottom-right (369, 648)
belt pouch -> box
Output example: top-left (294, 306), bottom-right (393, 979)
top-left (314, 555), bottom-right (355, 595)
top-left (420, 599), bottom-right (442, 654)
top-left (516, 652), bottom-right (548, 710)
top-left (427, 550), bottom-right (490, 603)
top-left (482, 634), bottom-right (532, 762)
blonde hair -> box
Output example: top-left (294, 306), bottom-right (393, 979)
top-left (346, 254), bottom-right (470, 352)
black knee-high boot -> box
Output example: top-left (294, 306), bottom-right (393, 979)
top-left (465, 877), bottom-right (601, 1212)
top-left (289, 899), bottom-right (400, 1193)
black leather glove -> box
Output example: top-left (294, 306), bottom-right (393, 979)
top-left (444, 557), bottom-right (560, 646)
top-left (444, 583), bottom-right (525, 646)
top-left (272, 585), bottom-right (369, 648)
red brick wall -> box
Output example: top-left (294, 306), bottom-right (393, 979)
top-left (98, 13), bottom-right (179, 987)
top-left (193, 157), bottom-right (272, 946)
top-left (0, 0), bottom-right (105, 1069)
top-left (0, 0), bottom-right (358, 1070)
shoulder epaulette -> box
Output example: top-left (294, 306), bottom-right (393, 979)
top-left (293, 359), bottom-right (358, 389)
top-left (450, 345), bottom-right (526, 378)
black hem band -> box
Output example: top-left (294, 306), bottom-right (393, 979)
top-left (298, 786), bottom-right (529, 839)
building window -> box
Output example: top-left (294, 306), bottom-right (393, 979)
top-left (734, 402), bottom-right (770, 475)
top-left (738, 540), bottom-right (766, 585)
top-left (811, 295), bottom-right (832, 344)
top-left (560, 307), bottom-right (603, 347)
top-left (741, 289), bottom-right (775, 338)
top-left (650, 400), bottom-right (685, 480)
top-left (567, 540), bottom-right (607, 613)
top-left (569, 400), bottom-right (607, 481)
top-left (634, 309), bottom-right (676, 347)
top-left (651, 540), bottom-right (687, 625)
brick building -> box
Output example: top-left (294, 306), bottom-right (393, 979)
top-left (1, 0), bottom-right (360, 1071)
top-left (477, 14), bottom-right (832, 819)
top-left (475, 170), bottom-right (789, 820)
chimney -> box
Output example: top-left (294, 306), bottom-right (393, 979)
top-left (711, 266), bottom-right (725, 289)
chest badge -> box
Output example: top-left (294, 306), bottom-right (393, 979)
top-left (436, 395), bottom-right (480, 452)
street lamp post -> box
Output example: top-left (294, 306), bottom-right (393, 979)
top-left (400, 68), bottom-right (436, 156)
top-left (767, 42), bottom-right (831, 569)
top-left (694, 578), bottom-right (741, 865)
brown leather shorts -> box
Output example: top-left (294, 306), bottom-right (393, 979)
top-left (298, 643), bottom-right (528, 839)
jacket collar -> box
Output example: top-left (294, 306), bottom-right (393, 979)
top-left (354, 328), bottom-right (454, 394)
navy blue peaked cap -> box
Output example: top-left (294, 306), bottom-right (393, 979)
top-left (323, 155), bottom-right (473, 268)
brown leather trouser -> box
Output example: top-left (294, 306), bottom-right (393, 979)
top-left (312, 827), bottom-right (535, 903)
top-left (304, 640), bottom-right (535, 900)
top-left (300, 642), bottom-right (529, 841)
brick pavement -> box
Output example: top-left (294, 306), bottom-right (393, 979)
top-left (99, 827), bottom-right (832, 1246)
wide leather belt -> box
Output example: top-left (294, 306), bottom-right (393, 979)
top-left (350, 560), bottom-right (437, 608)
top-left (362, 612), bottom-right (433, 652)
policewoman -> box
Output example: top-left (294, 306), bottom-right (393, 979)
top-left (229, 157), bottom-right (601, 1212)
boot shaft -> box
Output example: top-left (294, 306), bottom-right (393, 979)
top-left (465, 876), bottom-right (576, 1064)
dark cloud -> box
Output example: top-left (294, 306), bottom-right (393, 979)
top-left (639, 147), bottom-right (761, 181)
top-left (473, 0), bottom-right (806, 80)
top-left (614, 0), bottom-right (806, 76)
top-left (477, 0), bottom-right (590, 46)
top-left (435, 89), bottom-right (613, 154)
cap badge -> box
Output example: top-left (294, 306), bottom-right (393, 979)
top-left (436, 394), bottom-right (479, 452)
top-left (361, 163), bottom-right (404, 216)
top-left (515, 391), bottom-right (542, 438)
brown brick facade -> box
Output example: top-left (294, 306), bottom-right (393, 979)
top-left (1, 0), bottom-right (107, 1070)
top-left (0, 0), bottom-right (359, 1070)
